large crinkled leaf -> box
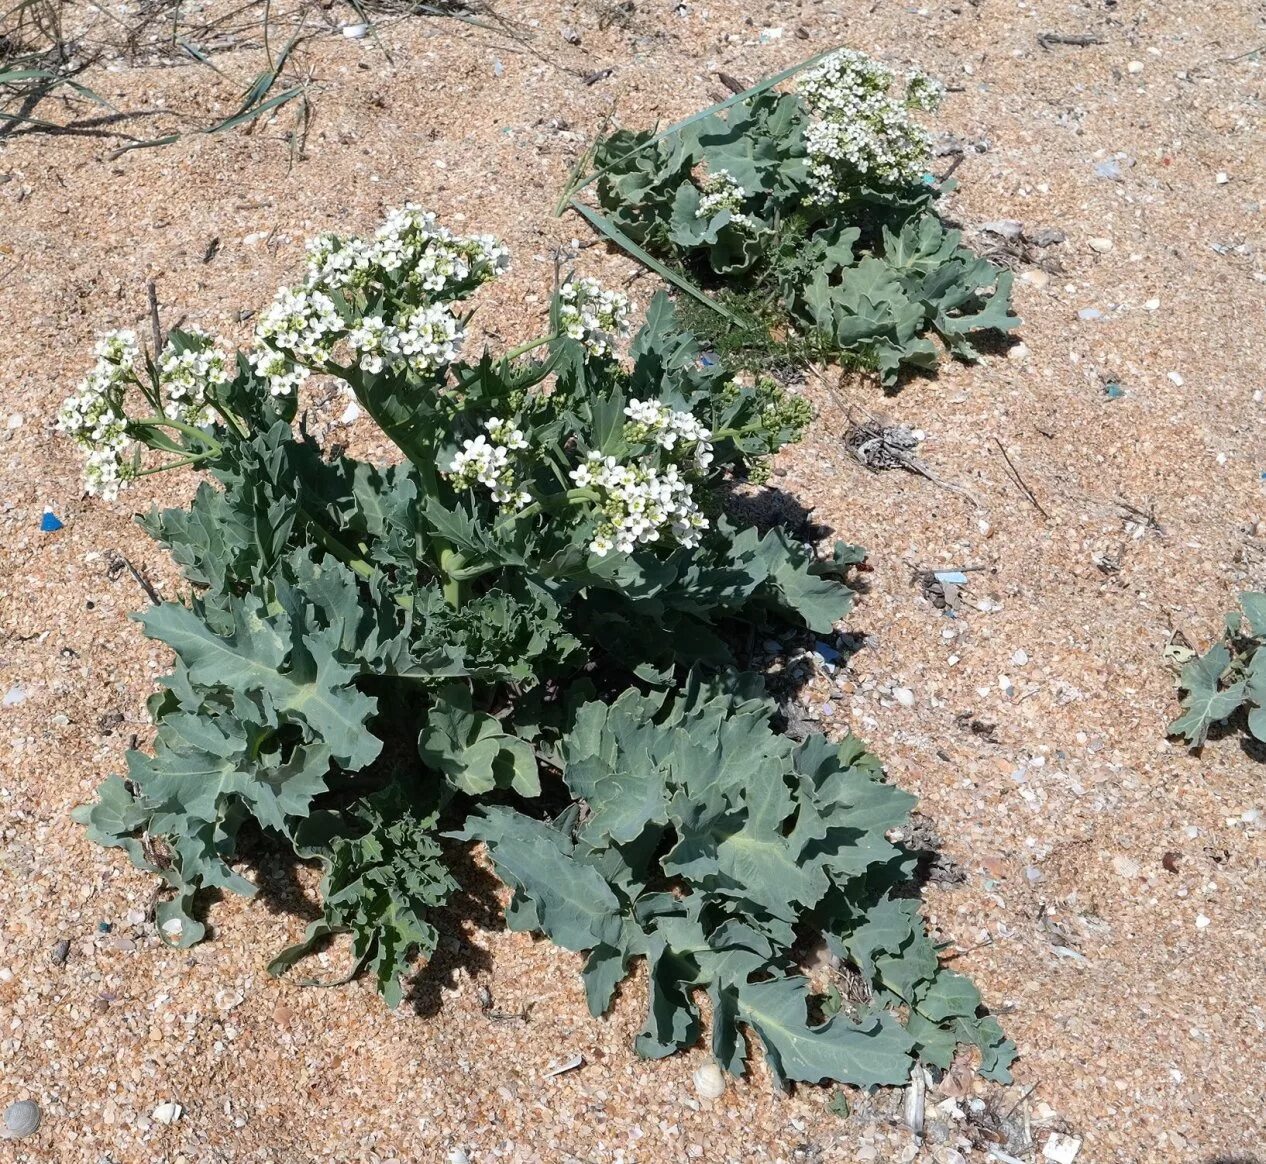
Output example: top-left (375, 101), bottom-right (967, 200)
top-left (1244, 649), bottom-right (1266, 742)
top-left (456, 806), bottom-right (626, 952)
top-left (739, 975), bottom-right (915, 1086)
top-left (467, 675), bottom-right (1011, 1088)
top-left (834, 894), bottom-right (1017, 1082)
top-left (137, 574), bottom-right (380, 771)
top-left (418, 683), bottom-right (541, 797)
top-left (270, 785), bottom-right (458, 1007)
top-left (1169, 644), bottom-right (1246, 747)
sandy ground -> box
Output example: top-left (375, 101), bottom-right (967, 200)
top-left (2, 0), bottom-right (1265, 1161)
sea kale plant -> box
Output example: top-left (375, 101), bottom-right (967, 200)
top-left (67, 205), bottom-right (1014, 1086)
top-left (571, 48), bottom-right (1019, 385)
top-left (1170, 592), bottom-right (1266, 748)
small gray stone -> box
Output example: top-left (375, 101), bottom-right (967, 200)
top-left (2, 1100), bottom-right (41, 1140)
top-left (979, 219), bottom-right (1023, 239)
top-left (1023, 226), bottom-right (1067, 247)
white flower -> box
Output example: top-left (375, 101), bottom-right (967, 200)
top-left (558, 277), bottom-right (631, 359)
top-left (695, 168), bottom-right (758, 229)
top-left (255, 285), bottom-right (343, 363)
top-left (799, 48), bottom-right (937, 198)
top-left (580, 452), bottom-right (709, 557)
top-left (157, 330), bottom-right (229, 426)
top-left (622, 399), bottom-right (714, 470)
top-left (247, 348), bottom-right (309, 396)
top-left (57, 329), bottom-right (141, 500)
top-left (444, 417), bottom-right (532, 509)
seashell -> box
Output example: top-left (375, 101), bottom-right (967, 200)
top-left (152, 1101), bottom-right (183, 1125)
top-left (2, 1099), bottom-right (41, 1140)
top-left (692, 1061), bottom-right (726, 1100)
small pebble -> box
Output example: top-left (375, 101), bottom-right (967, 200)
top-left (1007, 342), bottom-right (1030, 361)
top-left (50, 939), bottom-right (70, 966)
top-left (1043, 1134), bottom-right (1082, 1164)
top-left (1077, 307), bottom-right (1102, 321)
top-left (2, 1100), bottom-right (41, 1140)
top-left (1087, 237), bottom-right (1114, 253)
top-left (152, 1101), bottom-right (183, 1125)
top-left (1168, 371), bottom-right (1184, 387)
top-left (893, 687), bottom-right (915, 708)
top-left (693, 1061), bottom-right (727, 1100)
top-left (1012, 649), bottom-right (1029, 666)
top-left (1144, 297), bottom-right (1160, 310)
top-left (1020, 268), bottom-right (1050, 289)
top-left (1215, 171), bottom-right (1230, 185)
top-left (1195, 913), bottom-right (1211, 930)
top-left (1127, 60), bottom-right (1144, 73)
top-left (340, 22), bottom-right (369, 37)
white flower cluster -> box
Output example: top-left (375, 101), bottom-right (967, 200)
top-left (56, 329), bottom-right (140, 500)
top-left (799, 48), bottom-right (939, 198)
top-left (695, 168), bottom-right (757, 230)
top-left (570, 453), bottom-right (708, 556)
top-left (247, 348), bottom-right (309, 397)
top-left (157, 330), bottom-right (230, 426)
top-left (347, 304), bottom-right (463, 376)
top-left (558, 277), bottom-right (631, 359)
top-left (446, 417), bottom-right (531, 508)
top-left (248, 206), bottom-right (508, 395)
top-left (256, 286), bottom-right (343, 363)
top-left (623, 398), bottom-right (715, 471)
top-left (304, 205), bottom-right (510, 297)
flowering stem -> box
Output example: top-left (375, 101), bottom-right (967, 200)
top-left (492, 487), bottom-right (598, 533)
top-left (295, 502), bottom-right (375, 581)
top-left (131, 417), bottom-right (223, 457)
top-left (503, 334), bottom-right (554, 361)
top-left (134, 455), bottom-right (210, 477)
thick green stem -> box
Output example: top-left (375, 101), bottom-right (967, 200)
top-left (439, 548), bottom-right (466, 609)
top-left (131, 416), bottom-right (223, 456)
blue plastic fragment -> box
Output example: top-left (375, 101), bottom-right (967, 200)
top-left (1104, 383), bottom-right (1126, 400)
top-left (814, 640), bottom-right (841, 663)
top-left (921, 172), bottom-right (937, 186)
top-left (40, 510), bottom-right (64, 532)
top-left (98, 921), bottom-right (112, 933)
top-left (699, 352), bottom-right (718, 367)
top-left (933, 570), bottom-right (969, 585)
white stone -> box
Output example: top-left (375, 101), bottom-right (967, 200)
top-left (1087, 237), bottom-right (1114, 253)
top-left (152, 1102), bottom-right (183, 1125)
top-left (1168, 371), bottom-right (1184, 387)
top-left (1195, 913), bottom-right (1211, 929)
top-left (692, 1061), bottom-right (726, 1100)
top-left (1127, 60), bottom-right (1144, 73)
top-left (1044, 1134), bottom-right (1082, 1164)
top-left (1216, 171), bottom-right (1230, 184)
top-left (893, 687), bottom-right (915, 708)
